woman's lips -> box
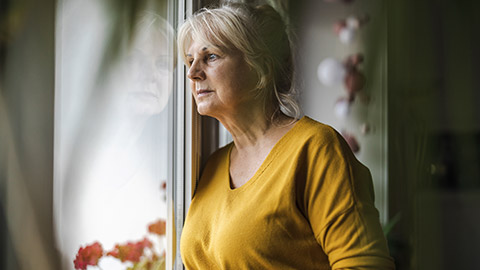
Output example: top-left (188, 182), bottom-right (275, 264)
top-left (196, 89), bottom-right (213, 97)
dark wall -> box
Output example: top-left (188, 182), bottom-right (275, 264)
top-left (387, 0), bottom-right (480, 269)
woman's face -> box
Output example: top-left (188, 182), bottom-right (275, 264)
top-left (186, 39), bottom-right (259, 119)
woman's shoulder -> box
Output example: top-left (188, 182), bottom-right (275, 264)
top-left (297, 116), bottom-right (337, 133)
top-left (293, 116), bottom-right (346, 148)
top-left (203, 142), bottom-right (233, 168)
top-left (195, 143), bottom-right (232, 193)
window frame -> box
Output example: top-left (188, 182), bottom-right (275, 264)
top-left (167, 0), bottom-right (221, 269)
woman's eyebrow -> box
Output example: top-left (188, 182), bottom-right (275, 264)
top-left (186, 47), bottom-right (209, 57)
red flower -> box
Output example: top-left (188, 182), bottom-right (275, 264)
top-left (74, 242), bottom-right (104, 270)
top-left (107, 238), bottom-right (152, 263)
top-left (148, 219), bottom-right (166, 236)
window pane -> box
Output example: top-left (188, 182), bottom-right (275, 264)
top-left (54, 0), bottom-right (175, 269)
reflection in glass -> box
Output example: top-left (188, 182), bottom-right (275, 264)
top-left (54, 1), bottom-right (174, 269)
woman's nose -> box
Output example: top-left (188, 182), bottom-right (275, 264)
top-left (187, 61), bottom-right (206, 81)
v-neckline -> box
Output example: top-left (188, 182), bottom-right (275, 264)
top-left (226, 116), bottom-right (306, 192)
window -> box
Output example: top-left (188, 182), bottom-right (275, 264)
top-left (54, 0), bottom-right (189, 269)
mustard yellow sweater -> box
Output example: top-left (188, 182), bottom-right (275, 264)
top-left (180, 116), bottom-right (394, 269)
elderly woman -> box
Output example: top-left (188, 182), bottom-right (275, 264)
top-left (178, 3), bottom-right (394, 269)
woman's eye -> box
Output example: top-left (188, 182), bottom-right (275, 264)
top-left (187, 59), bottom-right (194, 66)
top-left (207, 54), bottom-right (218, 61)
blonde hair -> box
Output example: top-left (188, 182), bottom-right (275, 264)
top-left (177, 2), bottom-right (301, 121)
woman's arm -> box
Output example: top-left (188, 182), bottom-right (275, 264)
top-left (304, 129), bottom-right (395, 269)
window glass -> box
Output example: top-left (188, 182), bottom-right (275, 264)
top-left (54, 0), bottom-right (175, 269)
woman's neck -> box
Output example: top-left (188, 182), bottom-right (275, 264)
top-left (219, 111), bottom-right (294, 153)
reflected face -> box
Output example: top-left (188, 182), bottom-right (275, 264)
top-left (186, 40), bottom-right (258, 119)
top-left (126, 22), bottom-right (173, 116)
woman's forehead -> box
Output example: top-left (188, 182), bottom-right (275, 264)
top-left (187, 40), bottom-right (214, 54)
top-left (186, 35), bottom-right (230, 55)
top-left (190, 30), bottom-right (217, 46)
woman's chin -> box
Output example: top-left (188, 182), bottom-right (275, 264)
top-left (196, 108), bottom-right (211, 116)
top-left (195, 103), bottom-right (209, 115)
top-left (195, 105), bottom-right (217, 118)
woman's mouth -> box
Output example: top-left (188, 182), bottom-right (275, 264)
top-left (196, 89), bottom-right (213, 97)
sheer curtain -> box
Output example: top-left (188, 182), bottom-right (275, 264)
top-left (54, 0), bottom-right (174, 268)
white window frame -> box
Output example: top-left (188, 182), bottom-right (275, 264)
top-left (167, 1), bottom-right (223, 269)
top-left (167, 0), bottom-right (198, 269)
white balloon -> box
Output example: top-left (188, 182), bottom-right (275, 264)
top-left (346, 16), bottom-right (361, 29)
top-left (339, 27), bottom-right (356, 44)
top-left (317, 58), bottom-right (346, 87)
top-left (334, 98), bottom-right (351, 119)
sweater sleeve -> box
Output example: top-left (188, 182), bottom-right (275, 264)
top-left (303, 128), bottom-right (395, 269)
